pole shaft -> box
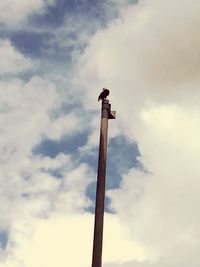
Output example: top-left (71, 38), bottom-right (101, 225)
top-left (92, 100), bottom-right (110, 267)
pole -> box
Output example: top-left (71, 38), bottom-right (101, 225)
top-left (92, 99), bottom-right (115, 267)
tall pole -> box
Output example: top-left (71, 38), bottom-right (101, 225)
top-left (92, 99), bottom-right (115, 267)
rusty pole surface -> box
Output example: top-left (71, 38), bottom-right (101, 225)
top-left (91, 99), bottom-right (115, 267)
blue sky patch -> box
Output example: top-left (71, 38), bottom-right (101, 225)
top-left (10, 31), bottom-right (51, 58)
top-left (31, 0), bottom-right (111, 28)
top-left (0, 231), bottom-right (8, 249)
top-left (107, 136), bottom-right (140, 189)
top-left (32, 131), bottom-right (89, 158)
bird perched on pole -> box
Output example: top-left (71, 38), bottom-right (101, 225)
top-left (98, 88), bottom-right (110, 101)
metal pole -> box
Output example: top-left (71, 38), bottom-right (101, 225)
top-left (92, 99), bottom-right (115, 267)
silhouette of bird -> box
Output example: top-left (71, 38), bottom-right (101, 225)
top-left (98, 88), bottom-right (110, 101)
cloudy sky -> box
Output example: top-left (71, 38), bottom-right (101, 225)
top-left (1, 0), bottom-right (200, 266)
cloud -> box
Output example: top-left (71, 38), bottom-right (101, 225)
top-left (0, 68), bottom-right (100, 267)
top-left (73, 0), bottom-right (200, 266)
top-left (108, 105), bottom-right (200, 257)
top-left (0, 40), bottom-right (36, 75)
top-left (74, 0), bottom-right (200, 112)
top-left (0, 213), bottom-right (145, 267)
top-left (39, 0), bottom-right (139, 68)
top-left (0, 74), bottom-right (93, 229)
top-left (0, 0), bottom-right (55, 25)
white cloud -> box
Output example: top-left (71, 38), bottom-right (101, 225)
top-left (0, 77), bottom-right (59, 158)
top-left (0, 40), bottom-right (36, 75)
top-left (74, 0), bottom-right (200, 114)
top-left (0, 0), bottom-right (55, 25)
top-left (108, 106), bottom-right (200, 259)
top-left (0, 75), bottom-right (91, 229)
top-left (0, 213), bottom-right (145, 267)
top-left (47, 112), bottom-right (81, 140)
top-left (0, 71), bottom-right (99, 267)
top-left (73, 0), bottom-right (200, 266)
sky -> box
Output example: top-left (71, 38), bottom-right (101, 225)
top-left (1, 0), bottom-right (200, 266)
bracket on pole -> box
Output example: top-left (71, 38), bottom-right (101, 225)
top-left (109, 110), bottom-right (116, 119)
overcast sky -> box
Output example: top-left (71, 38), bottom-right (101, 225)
top-left (1, 0), bottom-right (200, 266)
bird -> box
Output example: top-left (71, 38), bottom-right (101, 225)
top-left (98, 88), bottom-right (110, 101)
